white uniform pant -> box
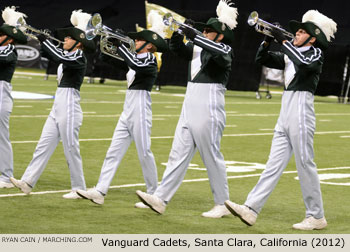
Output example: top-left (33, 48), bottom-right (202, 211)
top-left (0, 81), bottom-right (13, 183)
top-left (154, 82), bottom-right (229, 205)
top-left (96, 90), bottom-right (158, 195)
top-left (245, 91), bottom-right (324, 219)
top-left (21, 88), bottom-right (86, 190)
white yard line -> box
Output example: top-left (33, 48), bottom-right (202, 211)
top-left (1, 167), bottom-right (349, 198)
top-left (13, 100), bottom-right (184, 104)
top-left (224, 131), bottom-right (350, 137)
top-left (316, 131), bottom-right (350, 134)
top-left (11, 113), bottom-right (350, 118)
top-left (11, 115), bottom-right (50, 118)
top-left (11, 130), bottom-right (350, 144)
top-left (14, 105), bottom-right (33, 108)
top-left (227, 113), bottom-right (350, 117)
top-left (12, 99), bottom-right (349, 106)
top-left (10, 112), bottom-right (350, 119)
top-left (14, 71), bottom-right (48, 77)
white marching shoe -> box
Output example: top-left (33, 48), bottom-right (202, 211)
top-left (77, 188), bottom-right (104, 205)
top-left (62, 191), bottom-right (82, 199)
top-left (202, 205), bottom-right (231, 218)
top-left (293, 216), bottom-right (327, 230)
top-left (10, 177), bottom-right (32, 194)
top-left (0, 181), bottom-right (14, 188)
top-left (224, 200), bottom-right (257, 226)
top-left (136, 190), bottom-right (166, 214)
top-left (135, 202), bottom-right (150, 209)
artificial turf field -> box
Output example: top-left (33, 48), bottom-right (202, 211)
top-left (0, 70), bottom-right (349, 234)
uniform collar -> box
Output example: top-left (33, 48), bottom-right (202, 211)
top-left (297, 45), bottom-right (311, 53)
top-left (0, 45), bottom-right (9, 50)
top-left (64, 49), bottom-right (80, 56)
top-left (137, 52), bottom-right (148, 58)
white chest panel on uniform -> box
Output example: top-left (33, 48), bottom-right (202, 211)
top-left (126, 68), bottom-right (136, 88)
top-left (56, 50), bottom-right (77, 85)
top-left (57, 63), bottom-right (63, 85)
top-left (283, 55), bottom-right (296, 88)
top-left (191, 45), bottom-right (203, 81)
top-left (283, 46), bottom-right (311, 88)
top-left (125, 52), bottom-right (148, 88)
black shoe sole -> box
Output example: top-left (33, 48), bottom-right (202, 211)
top-left (224, 202), bottom-right (252, 226)
top-left (76, 191), bottom-right (89, 200)
top-left (76, 191), bottom-right (103, 205)
top-left (136, 193), bottom-right (162, 214)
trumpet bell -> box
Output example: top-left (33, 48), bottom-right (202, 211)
top-left (163, 13), bottom-right (173, 27)
top-left (162, 12), bottom-right (203, 39)
top-left (162, 13), bottom-right (180, 33)
top-left (247, 11), bottom-right (258, 26)
top-left (247, 11), bottom-right (294, 40)
top-left (16, 16), bottom-right (26, 26)
top-left (85, 13), bottom-right (136, 61)
top-left (91, 13), bottom-right (102, 27)
top-left (86, 13), bottom-right (102, 40)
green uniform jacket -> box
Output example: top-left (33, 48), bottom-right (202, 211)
top-left (117, 44), bottom-right (158, 91)
top-left (169, 32), bottom-right (233, 87)
top-left (256, 41), bottom-right (323, 94)
top-left (0, 44), bottom-right (17, 82)
top-left (41, 40), bottom-right (87, 91)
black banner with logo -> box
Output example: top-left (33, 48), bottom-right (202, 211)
top-left (15, 38), bottom-right (47, 69)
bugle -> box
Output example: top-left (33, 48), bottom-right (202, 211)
top-left (16, 16), bottom-right (64, 45)
top-left (85, 13), bottom-right (136, 61)
top-left (163, 13), bottom-right (203, 39)
top-left (247, 11), bottom-right (294, 40)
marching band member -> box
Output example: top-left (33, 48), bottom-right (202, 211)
top-left (136, 0), bottom-right (238, 218)
top-left (225, 10), bottom-right (337, 230)
top-left (77, 11), bottom-right (168, 206)
top-left (0, 7), bottom-right (27, 189)
top-left (11, 10), bottom-right (95, 199)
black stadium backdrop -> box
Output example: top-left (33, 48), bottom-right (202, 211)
top-left (2, 0), bottom-right (350, 97)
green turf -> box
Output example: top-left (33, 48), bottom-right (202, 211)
top-left (1, 72), bottom-right (349, 234)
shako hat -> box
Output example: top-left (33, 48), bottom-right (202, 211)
top-left (127, 10), bottom-right (168, 52)
top-left (289, 10), bottom-right (337, 50)
top-left (0, 6), bottom-right (27, 44)
top-left (56, 10), bottom-right (95, 52)
top-left (195, 0), bottom-right (238, 43)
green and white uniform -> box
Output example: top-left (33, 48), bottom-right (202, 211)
top-left (0, 44), bottom-right (17, 183)
top-left (95, 44), bottom-right (158, 195)
top-left (245, 41), bottom-right (325, 219)
top-left (21, 40), bottom-right (87, 191)
top-left (154, 32), bottom-right (233, 205)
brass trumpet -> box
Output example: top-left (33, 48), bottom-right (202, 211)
top-left (247, 11), bottom-right (294, 39)
top-left (85, 13), bottom-right (136, 61)
top-left (16, 16), bottom-right (64, 45)
top-left (163, 13), bottom-right (203, 39)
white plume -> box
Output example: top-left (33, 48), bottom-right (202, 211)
top-left (2, 6), bottom-right (27, 27)
top-left (216, 0), bottom-right (238, 30)
top-left (70, 9), bottom-right (92, 32)
top-left (302, 10), bottom-right (337, 41)
top-left (147, 10), bottom-right (166, 38)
